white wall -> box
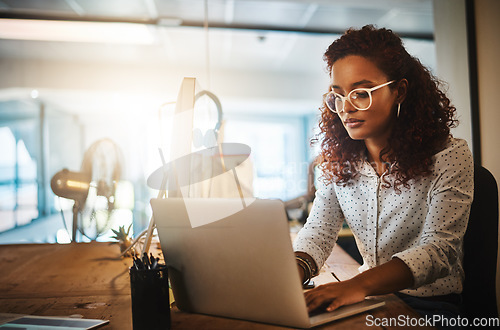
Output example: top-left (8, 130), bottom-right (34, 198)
top-left (475, 0), bottom-right (500, 183)
top-left (0, 57), bottom-right (327, 117)
top-left (474, 0), bottom-right (500, 315)
top-left (433, 0), bottom-right (473, 147)
top-left (435, 0), bottom-right (500, 315)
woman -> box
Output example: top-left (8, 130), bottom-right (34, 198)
top-left (293, 25), bottom-right (473, 322)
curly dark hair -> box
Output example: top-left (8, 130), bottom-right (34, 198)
top-left (317, 25), bottom-right (458, 191)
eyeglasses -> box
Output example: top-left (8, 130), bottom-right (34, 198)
top-left (324, 80), bottom-right (395, 113)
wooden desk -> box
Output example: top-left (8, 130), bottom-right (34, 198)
top-left (0, 242), bottom-right (428, 329)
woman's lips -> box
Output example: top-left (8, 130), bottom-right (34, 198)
top-left (344, 118), bottom-right (364, 128)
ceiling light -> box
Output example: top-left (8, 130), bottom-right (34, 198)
top-left (0, 18), bottom-right (156, 45)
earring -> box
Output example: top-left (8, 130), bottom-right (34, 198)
top-left (397, 103), bottom-right (401, 118)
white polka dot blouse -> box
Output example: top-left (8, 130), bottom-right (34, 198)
top-left (293, 137), bottom-right (474, 297)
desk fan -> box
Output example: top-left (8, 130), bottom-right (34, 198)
top-left (51, 138), bottom-right (123, 241)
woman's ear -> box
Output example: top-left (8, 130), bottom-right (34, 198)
top-left (396, 79), bottom-right (408, 104)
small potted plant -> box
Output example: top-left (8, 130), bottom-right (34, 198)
top-left (111, 224), bottom-right (134, 257)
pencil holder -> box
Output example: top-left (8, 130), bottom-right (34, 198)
top-left (129, 265), bottom-right (171, 330)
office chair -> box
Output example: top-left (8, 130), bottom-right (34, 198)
top-left (462, 164), bottom-right (499, 319)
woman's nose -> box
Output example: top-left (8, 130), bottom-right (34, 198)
top-left (343, 99), bottom-right (357, 113)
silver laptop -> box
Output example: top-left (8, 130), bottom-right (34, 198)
top-left (151, 198), bottom-right (384, 328)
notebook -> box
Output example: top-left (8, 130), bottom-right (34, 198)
top-left (0, 313), bottom-right (108, 329)
top-left (151, 198), bottom-right (384, 328)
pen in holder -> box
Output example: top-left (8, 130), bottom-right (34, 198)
top-left (129, 254), bottom-right (170, 330)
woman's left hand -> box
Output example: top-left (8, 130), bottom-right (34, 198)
top-left (304, 278), bottom-right (367, 313)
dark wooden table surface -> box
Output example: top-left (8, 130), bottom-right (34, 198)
top-left (0, 242), bottom-right (431, 329)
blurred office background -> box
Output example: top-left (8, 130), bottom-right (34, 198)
top-left (0, 0), bottom-right (498, 244)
